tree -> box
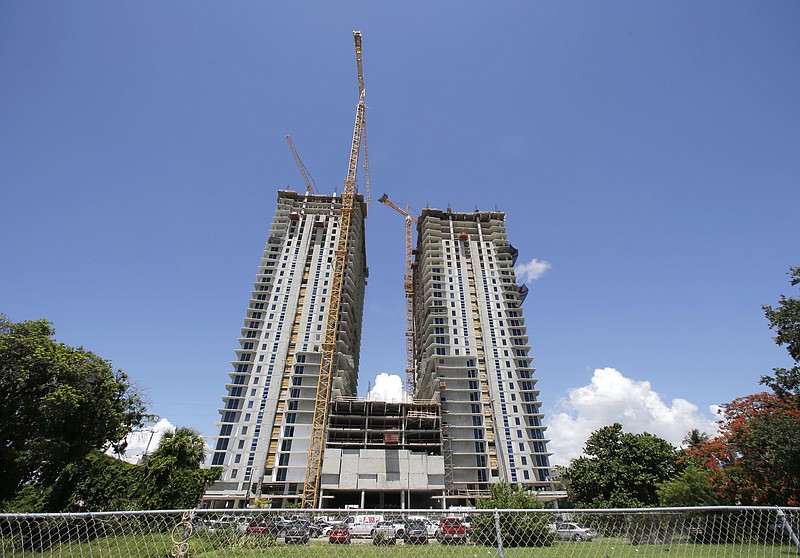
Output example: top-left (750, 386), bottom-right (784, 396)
top-left (51, 450), bottom-right (140, 511)
top-left (657, 465), bottom-right (720, 507)
top-left (689, 392), bottom-right (800, 505)
top-left (562, 423), bottom-right (681, 508)
top-left (760, 267), bottom-right (800, 403)
top-left (471, 483), bottom-right (553, 547)
top-left (687, 268), bottom-right (800, 506)
top-left (137, 427), bottom-right (220, 509)
top-left (0, 318), bottom-right (147, 509)
top-left (683, 429), bottom-right (710, 449)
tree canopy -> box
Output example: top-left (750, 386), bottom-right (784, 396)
top-left (0, 317), bottom-right (147, 507)
top-left (760, 266), bottom-right (800, 403)
top-left (137, 427), bottom-right (220, 510)
top-left (686, 267), bottom-right (800, 506)
top-left (0, 318), bottom-right (219, 511)
top-left (657, 465), bottom-right (720, 507)
top-left (562, 423), bottom-right (681, 508)
top-left (688, 392), bottom-right (800, 505)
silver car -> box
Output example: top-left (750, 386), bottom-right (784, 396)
top-left (555, 522), bottom-right (597, 542)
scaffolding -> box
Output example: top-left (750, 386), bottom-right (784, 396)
top-left (326, 398), bottom-right (442, 453)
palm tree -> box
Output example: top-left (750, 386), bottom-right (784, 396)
top-left (683, 429), bottom-right (709, 448)
top-left (150, 427), bottom-right (207, 468)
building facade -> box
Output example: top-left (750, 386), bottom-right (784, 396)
top-left (204, 190), bottom-right (367, 508)
top-left (204, 196), bottom-right (553, 509)
top-left (412, 208), bottom-right (552, 504)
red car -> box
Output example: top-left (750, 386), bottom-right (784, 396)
top-left (329, 526), bottom-right (351, 544)
top-left (245, 521), bottom-right (275, 536)
top-left (436, 517), bottom-right (467, 544)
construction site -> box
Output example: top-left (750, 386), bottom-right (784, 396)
top-left (202, 31), bottom-right (555, 511)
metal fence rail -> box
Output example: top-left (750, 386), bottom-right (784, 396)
top-left (2, 506), bottom-right (798, 558)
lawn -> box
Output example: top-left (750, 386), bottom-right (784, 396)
top-left (3, 533), bottom-right (796, 558)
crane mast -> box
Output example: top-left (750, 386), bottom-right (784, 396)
top-left (301, 30), bottom-right (367, 509)
top-left (378, 193), bottom-right (417, 395)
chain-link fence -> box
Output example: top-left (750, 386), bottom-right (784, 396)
top-left (2, 506), bottom-right (798, 558)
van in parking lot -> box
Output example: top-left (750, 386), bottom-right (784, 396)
top-left (344, 514), bottom-right (384, 537)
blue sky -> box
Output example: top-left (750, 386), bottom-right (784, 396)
top-left (2, 2), bottom-right (798, 466)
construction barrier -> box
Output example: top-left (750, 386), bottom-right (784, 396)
top-left (1, 506), bottom-right (798, 558)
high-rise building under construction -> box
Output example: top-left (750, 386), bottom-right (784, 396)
top-left (203, 199), bottom-right (553, 509)
top-left (203, 190), bottom-right (368, 508)
top-left (412, 208), bottom-right (551, 499)
top-left (203, 31), bottom-right (552, 510)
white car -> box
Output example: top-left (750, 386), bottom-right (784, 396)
top-left (372, 521), bottom-right (397, 545)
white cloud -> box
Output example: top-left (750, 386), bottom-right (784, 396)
top-left (111, 417), bottom-right (176, 464)
top-left (545, 368), bottom-right (718, 467)
top-left (515, 258), bottom-right (552, 284)
top-left (367, 372), bottom-right (409, 403)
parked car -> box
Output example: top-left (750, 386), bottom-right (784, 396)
top-left (310, 519), bottom-right (332, 537)
top-left (402, 520), bottom-right (429, 544)
top-left (245, 520), bottom-right (275, 536)
top-left (554, 522), bottom-right (597, 542)
top-left (322, 522), bottom-right (344, 537)
top-left (401, 516), bottom-right (437, 538)
top-left (436, 517), bottom-right (467, 544)
top-left (344, 514), bottom-right (384, 537)
top-left (372, 521), bottom-right (397, 545)
top-left (329, 526), bottom-right (351, 544)
top-left (207, 516), bottom-right (247, 533)
top-left (284, 522), bottom-right (310, 544)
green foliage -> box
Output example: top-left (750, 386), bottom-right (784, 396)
top-left (657, 466), bottom-right (720, 507)
top-left (0, 318), bottom-right (219, 512)
top-left (760, 267), bottom-right (800, 403)
top-left (686, 268), bottom-right (800, 506)
top-left (54, 450), bottom-right (140, 511)
top-left (137, 428), bottom-right (221, 510)
top-left (683, 429), bottom-right (710, 448)
top-left (472, 483), bottom-right (554, 547)
top-left (562, 423), bottom-right (681, 508)
top-left (0, 317), bottom-right (147, 509)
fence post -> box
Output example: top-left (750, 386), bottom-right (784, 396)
top-left (493, 510), bottom-right (505, 558)
top-left (776, 507), bottom-right (800, 554)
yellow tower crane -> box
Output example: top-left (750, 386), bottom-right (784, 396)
top-left (378, 193), bottom-right (417, 396)
top-left (301, 30), bottom-right (370, 509)
top-left (285, 135), bottom-right (318, 194)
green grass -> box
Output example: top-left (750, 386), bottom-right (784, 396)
top-left (2, 534), bottom-right (796, 558)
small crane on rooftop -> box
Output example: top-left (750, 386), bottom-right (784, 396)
top-left (285, 135), bottom-right (318, 195)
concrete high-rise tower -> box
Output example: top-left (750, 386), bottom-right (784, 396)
top-left (204, 190), bottom-right (367, 509)
top-left (412, 208), bottom-right (552, 502)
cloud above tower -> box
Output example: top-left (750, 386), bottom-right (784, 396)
top-left (515, 258), bottom-right (552, 283)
